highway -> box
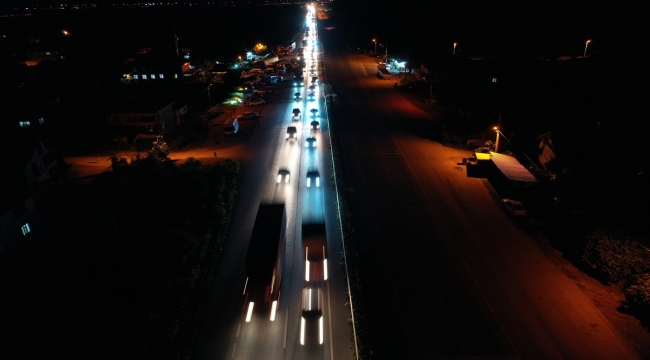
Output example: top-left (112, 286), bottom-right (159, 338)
top-left (194, 5), bottom-right (353, 360)
top-left (317, 17), bottom-right (638, 360)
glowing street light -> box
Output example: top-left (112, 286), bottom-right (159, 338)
top-left (583, 39), bottom-right (591, 57)
top-left (62, 30), bottom-right (70, 36)
top-left (493, 127), bottom-right (500, 153)
top-left (453, 42), bottom-right (457, 56)
top-left (372, 38), bottom-right (376, 53)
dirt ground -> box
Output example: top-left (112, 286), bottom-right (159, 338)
top-left (396, 76), bottom-right (650, 358)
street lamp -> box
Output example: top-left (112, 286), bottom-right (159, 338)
top-left (453, 42), bottom-right (457, 56)
top-left (493, 127), bottom-right (500, 153)
top-left (62, 30), bottom-right (70, 36)
top-left (583, 39), bottom-right (591, 57)
top-left (372, 38), bottom-right (376, 54)
top-left (206, 84), bottom-right (212, 107)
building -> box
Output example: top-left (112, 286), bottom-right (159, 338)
top-left (121, 49), bottom-right (191, 83)
top-left (105, 101), bottom-right (176, 138)
top-left (0, 137), bottom-right (63, 259)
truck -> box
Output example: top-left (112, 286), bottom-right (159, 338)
top-left (243, 204), bottom-right (287, 322)
top-left (377, 68), bottom-right (391, 80)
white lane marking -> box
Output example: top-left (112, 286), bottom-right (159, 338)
top-left (327, 276), bottom-right (334, 360)
top-left (236, 322), bottom-right (241, 338)
top-left (231, 342), bottom-right (237, 359)
top-left (283, 310), bottom-right (289, 349)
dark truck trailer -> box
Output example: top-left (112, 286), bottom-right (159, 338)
top-left (243, 204), bottom-right (287, 322)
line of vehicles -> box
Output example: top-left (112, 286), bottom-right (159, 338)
top-left (240, 3), bottom-right (329, 349)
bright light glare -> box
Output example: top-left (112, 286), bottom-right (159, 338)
top-left (286, 175), bottom-right (290, 183)
top-left (300, 317), bottom-right (306, 345)
top-left (246, 302), bottom-right (254, 322)
top-left (307, 178), bottom-right (311, 187)
top-left (277, 175), bottom-right (282, 183)
top-left (270, 301), bottom-right (278, 321)
top-left (306, 259), bottom-right (310, 281)
top-left (324, 259), bottom-right (328, 280)
top-left (319, 316), bottom-right (324, 344)
top-left (316, 178), bottom-right (320, 187)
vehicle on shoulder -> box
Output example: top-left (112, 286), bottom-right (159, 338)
top-left (502, 199), bottom-right (527, 216)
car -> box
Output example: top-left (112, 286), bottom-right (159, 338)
top-left (240, 112), bottom-right (259, 119)
top-left (292, 108), bottom-right (301, 118)
top-left (277, 169), bottom-right (291, 183)
top-left (301, 287), bottom-right (323, 345)
top-left (294, 92), bottom-right (302, 100)
top-left (294, 81), bottom-right (303, 87)
top-left (305, 137), bottom-right (316, 148)
top-left (309, 85), bottom-right (315, 91)
top-left (246, 99), bottom-right (265, 106)
top-left (306, 170), bottom-right (320, 188)
top-left (307, 92), bottom-right (315, 100)
top-left (286, 126), bottom-right (298, 140)
top-left (309, 72), bottom-right (316, 77)
top-left (312, 76), bottom-right (318, 83)
top-left (310, 120), bottom-right (320, 130)
top-left (502, 199), bottom-right (527, 216)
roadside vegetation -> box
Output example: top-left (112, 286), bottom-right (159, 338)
top-left (0, 140), bottom-right (239, 359)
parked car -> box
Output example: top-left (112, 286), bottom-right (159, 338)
top-left (246, 99), bottom-right (265, 106)
top-left (502, 199), bottom-right (527, 216)
top-left (240, 112), bottom-right (260, 119)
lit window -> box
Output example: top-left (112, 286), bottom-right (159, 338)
top-left (174, 74), bottom-right (178, 79)
top-left (39, 117), bottom-right (45, 125)
top-left (151, 74), bottom-right (156, 79)
top-left (22, 223), bottom-right (31, 236)
top-left (492, 78), bottom-right (497, 83)
top-left (46, 51), bottom-right (51, 55)
top-left (142, 74), bottom-right (147, 79)
top-left (20, 121), bottom-right (31, 127)
top-left (134, 74), bottom-right (139, 79)
top-left (159, 74), bottom-right (164, 79)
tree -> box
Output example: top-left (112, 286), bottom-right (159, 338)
top-left (582, 228), bottom-right (650, 283)
top-left (625, 273), bottom-right (650, 307)
top-left (148, 136), bottom-right (170, 163)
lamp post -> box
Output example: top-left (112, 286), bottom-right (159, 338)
top-left (206, 84), bottom-right (212, 107)
top-left (583, 39), bottom-right (591, 57)
top-left (493, 127), bottom-right (500, 153)
top-left (372, 38), bottom-right (376, 54)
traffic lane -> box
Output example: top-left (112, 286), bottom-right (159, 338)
top-left (326, 55), bottom-right (515, 356)
top-left (194, 81), bottom-right (310, 360)
top-left (399, 137), bottom-right (636, 359)
top-left (193, 102), bottom-right (289, 360)
top-left (370, 210), bottom-right (467, 357)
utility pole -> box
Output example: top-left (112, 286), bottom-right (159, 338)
top-left (493, 111), bottom-right (505, 153)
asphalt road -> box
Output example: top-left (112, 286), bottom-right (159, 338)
top-left (194, 7), bottom-right (353, 360)
top-left (318, 22), bottom-right (638, 360)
